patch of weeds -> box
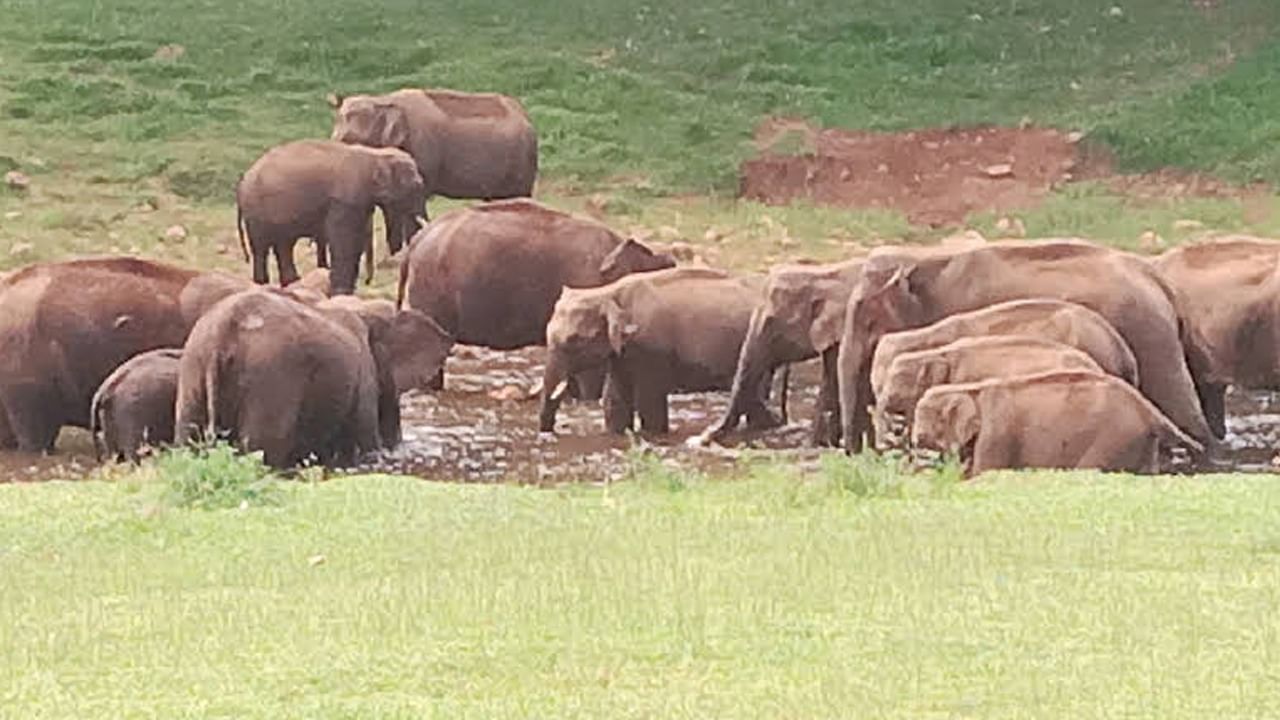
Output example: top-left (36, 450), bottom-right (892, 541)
top-left (156, 442), bottom-right (280, 510)
top-left (166, 165), bottom-right (236, 202)
top-left (820, 450), bottom-right (962, 499)
top-left (621, 443), bottom-right (697, 492)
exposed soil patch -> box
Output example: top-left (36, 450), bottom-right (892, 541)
top-left (738, 118), bottom-right (1264, 227)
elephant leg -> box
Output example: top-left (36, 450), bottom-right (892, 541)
top-left (239, 401), bottom-right (299, 470)
top-left (633, 370), bottom-right (670, 435)
top-left (252, 243), bottom-right (271, 285)
top-left (744, 366), bottom-right (783, 430)
top-left (314, 235), bottom-right (330, 269)
top-left (324, 206), bottom-right (370, 296)
top-left (0, 404), bottom-right (15, 450)
top-left (813, 348), bottom-right (842, 447)
top-left (426, 368), bottom-right (445, 392)
top-left (603, 366), bottom-right (635, 434)
top-left (2, 385), bottom-right (61, 453)
top-left (273, 241), bottom-right (301, 287)
top-left (570, 366), bottom-right (606, 401)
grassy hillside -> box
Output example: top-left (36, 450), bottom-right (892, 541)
top-left (3, 463), bottom-right (1279, 717)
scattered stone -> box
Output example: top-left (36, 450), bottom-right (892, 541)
top-left (307, 554), bottom-right (327, 567)
top-left (3, 211), bottom-right (20, 220)
top-left (1107, 5), bottom-right (1124, 18)
top-left (163, 224), bottom-right (188, 241)
top-left (9, 242), bottom-right (33, 257)
top-left (838, 167), bottom-right (853, 181)
top-left (1065, 130), bottom-right (1086, 144)
top-left (922, 141), bottom-right (940, 150)
top-left (1173, 219), bottom-right (1205, 231)
top-left (1069, 81), bottom-right (1082, 91)
top-left (876, 163), bottom-right (889, 174)
top-left (994, 216), bottom-right (1027, 237)
top-left (1138, 230), bottom-right (1165, 252)
top-left (702, 227), bottom-right (721, 243)
top-left (4, 171), bottom-right (30, 191)
top-left (983, 163), bottom-right (1014, 179)
top-left (152, 44), bottom-right (186, 62)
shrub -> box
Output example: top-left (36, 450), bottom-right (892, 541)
top-left (156, 442), bottom-right (280, 510)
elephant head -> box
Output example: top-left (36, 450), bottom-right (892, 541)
top-left (370, 149), bottom-right (428, 256)
top-left (598, 239), bottom-right (676, 285)
top-left (910, 387), bottom-right (979, 469)
top-left (330, 94), bottom-right (411, 150)
top-left (877, 352), bottom-right (949, 424)
top-left (539, 288), bottom-right (634, 431)
top-left (837, 261), bottom-right (927, 452)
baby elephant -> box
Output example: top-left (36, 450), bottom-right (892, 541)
top-left (90, 348), bottom-right (182, 462)
top-left (911, 370), bottom-right (1204, 477)
top-left (873, 336), bottom-right (1104, 446)
top-left (237, 139), bottom-right (427, 295)
top-left (539, 267), bottom-right (771, 435)
top-left (870, 298), bottom-right (1139, 397)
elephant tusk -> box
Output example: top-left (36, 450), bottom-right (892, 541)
top-left (415, 216), bottom-right (429, 229)
top-left (549, 380), bottom-right (570, 401)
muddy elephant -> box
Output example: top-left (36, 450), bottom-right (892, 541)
top-left (911, 370), bottom-right (1204, 476)
top-left (697, 258), bottom-right (864, 447)
top-left (870, 298), bottom-right (1140, 398)
top-left (873, 336), bottom-right (1105, 446)
top-left (1153, 237), bottom-right (1280, 412)
top-left (237, 139), bottom-right (427, 294)
top-left (90, 348), bottom-right (182, 462)
top-left (330, 88), bottom-right (537, 212)
top-left (538, 267), bottom-right (771, 434)
top-left (398, 199), bottom-right (675, 390)
top-left (0, 258), bottom-right (260, 452)
top-left (837, 240), bottom-right (1218, 453)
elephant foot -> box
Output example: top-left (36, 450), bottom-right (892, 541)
top-left (744, 406), bottom-right (783, 431)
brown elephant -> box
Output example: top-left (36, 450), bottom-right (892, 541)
top-left (870, 298), bottom-right (1140, 398)
top-left (1153, 237), bottom-right (1280, 409)
top-left (538, 267), bottom-right (771, 434)
top-left (398, 199), bottom-right (675, 391)
top-left (697, 258), bottom-right (864, 447)
top-left (90, 348), bottom-right (182, 462)
top-left (236, 140), bottom-right (427, 295)
top-left (330, 88), bottom-right (537, 212)
top-left (911, 370), bottom-right (1204, 476)
top-left (873, 336), bottom-right (1105, 446)
top-left (837, 240), bottom-right (1218, 453)
top-left (0, 258), bottom-right (260, 452)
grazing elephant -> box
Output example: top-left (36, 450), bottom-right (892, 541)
top-left (869, 298), bottom-right (1140, 397)
top-left (911, 370), bottom-right (1204, 476)
top-left (837, 241), bottom-right (1218, 453)
top-left (398, 199), bottom-right (675, 390)
top-left (90, 348), bottom-right (182, 462)
top-left (237, 139), bottom-right (427, 295)
top-left (873, 336), bottom-right (1104, 446)
top-left (538, 267), bottom-right (770, 434)
top-left (0, 258), bottom-right (256, 452)
top-left (698, 258), bottom-right (864, 447)
top-left (1153, 237), bottom-right (1280, 408)
top-left (330, 88), bottom-right (537, 212)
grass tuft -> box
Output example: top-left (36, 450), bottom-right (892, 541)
top-left (155, 442), bottom-right (280, 510)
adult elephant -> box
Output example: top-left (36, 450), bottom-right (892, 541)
top-left (697, 258), bottom-right (863, 447)
top-left (1153, 237), bottom-right (1280, 406)
top-left (237, 140), bottom-right (427, 294)
top-left (0, 258), bottom-right (257, 452)
top-left (398, 199), bottom-right (675, 390)
top-left (330, 88), bottom-right (537, 214)
top-left (538, 267), bottom-right (770, 434)
top-left (836, 240), bottom-right (1218, 453)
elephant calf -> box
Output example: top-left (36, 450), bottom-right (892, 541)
top-left (911, 370), bottom-right (1205, 477)
top-left (872, 336), bottom-right (1103, 447)
top-left (90, 348), bottom-right (182, 462)
top-left (237, 139), bottom-right (427, 295)
top-left (539, 267), bottom-right (772, 435)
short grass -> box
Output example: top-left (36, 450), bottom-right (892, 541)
top-left (3, 460), bottom-right (1280, 718)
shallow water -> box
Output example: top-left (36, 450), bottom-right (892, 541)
top-left (3, 348), bottom-right (1278, 482)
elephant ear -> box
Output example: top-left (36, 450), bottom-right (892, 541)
top-left (856, 263), bottom-right (919, 332)
top-left (376, 103), bottom-right (410, 149)
top-left (807, 297), bottom-right (844, 353)
top-left (387, 309), bottom-right (454, 394)
top-left (604, 297), bottom-right (638, 354)
top-left (941, 392), bottom-right (980, 453)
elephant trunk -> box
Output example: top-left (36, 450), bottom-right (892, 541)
top-left (709, 310), bottom-right (777, 439)
top-left (539, 351), bottom-right (573, 433)
top-left (837, 311), bottom-right (876, 454)
top-left (384, 206), bottom-right (419, 258)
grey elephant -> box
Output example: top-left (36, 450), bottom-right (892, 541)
top-left (90, 348), bottom-right (183, 462)
top-left (176, 288), bottom-right (451, 468)
top-left (398, 199), bottom-right (675, 392)
top-left (699, 258), bottom-right (864, 446)
top-left (330, 88), bottom-right (537, 214)
top-left (236, 139), bottom-right (427, 295)
top-left (912, 370), bottom-right (1204, 476)
top-left (539, 267), bottom-right (772, 435)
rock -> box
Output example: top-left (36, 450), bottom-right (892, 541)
top-left (922, 141), bottom-right (940, 150)
top-left (163, 224), bottom-right (188, 241)
top-left (307, 554), bottom-right (327, 567)
top-left (1138, 230), bottom-right (1165, 252)
top-left (983, 164), bottom-right (1014, 179)
top-left (1107, 5), bottom-right (1124, 18)
top-left (703, 227), bottom-right (721, 243)
top-left (1173, 219), bottom-right (1205, 231)
top-left (1065, 130), bottom-right (1086, 144)
top-left (1018, 116), bottom-right (1034, 130)
top-left (876, 163), bottom-right (889, 174)
top-left (994, 216), bottom-right (1027, 238)
top-left (3, 211), bottom-right (20, 220)
top-left (4, 171), bottom-right (30, 190)
top-left (838, 167), bottom-right (853, 181)
top-left (9, 242), bottom-right (33, 257)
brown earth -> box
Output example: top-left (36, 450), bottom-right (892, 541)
top-left (738, 118), bottom-right (1261, 227)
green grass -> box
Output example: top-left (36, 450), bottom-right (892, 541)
top-left (3, 462), bottom-right (1280, 717)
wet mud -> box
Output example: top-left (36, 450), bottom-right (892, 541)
top-left (2, 348), bottom-right (1277, 483)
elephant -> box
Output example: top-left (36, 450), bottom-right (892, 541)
top-left (236, 139), bottom-right (427, 295)
top-left (1153, 237), bottom-right (1280, 405)
top-left (836, 240), bottom-right (1218, 453)
top-left (869, 298), bottom-right (1140, 398)
top-left (538, 267), bottom-right (771, 434)
top-left (872, 336), bottom-right (1105, 446)
top-left (0, 257), bottom-right (259, 452)
top-left (911, 370), bottom-right (1205, 476)
top-left (398, 199), bottom-right (675, 391)
top-left (90, 348), bottom-right (182, 462)
top-left (697, 258), bottom-right (864, 447)
top-left (329, 88), bottom-right (537, 214)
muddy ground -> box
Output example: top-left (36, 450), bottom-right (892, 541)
top-left (5, 344), bottom-right (1277, 484)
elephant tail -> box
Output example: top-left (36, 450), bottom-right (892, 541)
top-left (395, 248), bottom-right (410, 309)
top-left (203, 352), bottom-right (224, 444)
top-left (778, 362), bottom-right (790, 425)
top-left (236, 204), bottom-right (250, 264)
top-left (89, 390), bottom-right (108, 463)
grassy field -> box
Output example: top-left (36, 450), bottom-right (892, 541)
top-left (3, 459), bottom-right (1280, 718)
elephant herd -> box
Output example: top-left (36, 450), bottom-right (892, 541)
top-left (3, 85), bottom-right (1275, 478)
